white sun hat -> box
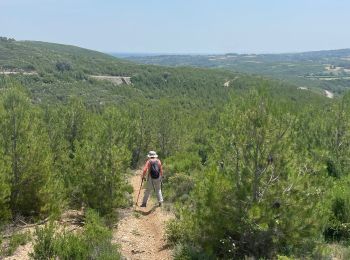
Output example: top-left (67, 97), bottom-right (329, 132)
top-left (147, 151), bottom-right (158, 158)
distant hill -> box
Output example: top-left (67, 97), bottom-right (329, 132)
top-left (0, 37), bottom-right (327, 106)
top-left (122, 49), bottom-right (350, 95)
top-left (0, 38), bottom-right (135, 75)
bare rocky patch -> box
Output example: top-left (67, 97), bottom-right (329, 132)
top-left (90, 75), bottom-right (132, 85)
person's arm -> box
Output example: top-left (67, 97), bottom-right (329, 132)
top-left (142, 160), bottom-right (150, 179)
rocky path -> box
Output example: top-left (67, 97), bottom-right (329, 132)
top-left (113, 170), bottom-right (173, 260)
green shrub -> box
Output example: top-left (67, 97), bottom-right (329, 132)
top-left (124, 183), bottom-right (133, 195)
top-left (165, 152), bottom-right (202, 175)
top-left (83, 209), bottom-right (120, 259)
top-left (173, 243), bottom-right (212, 260)
top-left (54, 232), bottom-right (88, 260)
top-left (30, 222), bottom-right (56, 259)
top-left (166, 220), bottom-right (187, 245)
top-left (277, 256), bottom-right (295, 260)
top-left (165, 172), bottom-right (195, 203)
top-left (163, 152), bottom-right (199, 204)
top-left (325, 178), bottom-right (350, 242)
top-left (312, 243), bottom-right (350, 260)
top-left (30, 209), bottom-right (120, 260)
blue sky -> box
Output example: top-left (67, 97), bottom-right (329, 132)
top-left (1, 0), bottom-right (349, 54)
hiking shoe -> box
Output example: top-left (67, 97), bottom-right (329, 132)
top-left (140, 203), bottom-right (147, 207)
top-left (159, 202), bottom-right (162, 207)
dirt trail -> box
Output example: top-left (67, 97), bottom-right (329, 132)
top-left (113, 170), bottom-right (173, 260)
top-left (3, 170), bottom-right (172, 259)
top-left (324, 90), bottom-right (334, 99)
top-left (0, 71), bottom-right (37, 75)
top-left (3, 239), bottom-right (33, 260)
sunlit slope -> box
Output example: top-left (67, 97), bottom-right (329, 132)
top-left (0, 38), bottom-right (328, 106)
top-left (124, 49), bottom-right (350, 95)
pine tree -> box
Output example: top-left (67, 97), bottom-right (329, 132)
top-left (0, 87), bottom-right (55, 219)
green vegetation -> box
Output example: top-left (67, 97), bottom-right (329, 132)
top-left (125, 49), bottom-right (350, 95)
top-left (30, 209), bottom-right (119, 260)
top-left (0, 85), bottom-right (134, 222)
top-left (1, 38), bottom-right (350, 258)
top-left (1, 38), bottom-right (241, 106)
top-left (0, 37), bottom-right (133, 75)
top-left (164, 91), bottom-right (350, 258)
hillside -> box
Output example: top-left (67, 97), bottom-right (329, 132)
top-left (0, 37), bottom-right (134, 75)
top-left (122, 48), bottom-right (350, 95)
top-left (0, 38), bottom-right (326, 107)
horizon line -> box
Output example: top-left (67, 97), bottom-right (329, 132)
top-left (3, 36), bottom-right (349, 57)
top-left (108, 47), bottom-right (350, 57)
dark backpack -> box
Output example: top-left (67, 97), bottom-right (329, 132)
top-left (149, 160), bottom-right (160, 179)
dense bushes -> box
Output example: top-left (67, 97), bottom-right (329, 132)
top-left (0, 87), bottom-right (134, 222)
top-left (0, 83), bottom-right (201, 223)
top-left (0, 87), bottom-right (56, 220)
top-left (165, 91), bottom-right (350, 258)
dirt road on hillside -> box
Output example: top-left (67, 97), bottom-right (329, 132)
top-left (113, 170), bottom-right (173, 260)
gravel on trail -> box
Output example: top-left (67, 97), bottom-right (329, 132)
top-left (113, 170), bottom-right (173, 260)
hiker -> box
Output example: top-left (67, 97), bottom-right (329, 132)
top-left (140, 151), bottom-right (163, 207)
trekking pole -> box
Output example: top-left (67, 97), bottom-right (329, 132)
top-left (135, 177), bottom-right (144, 206)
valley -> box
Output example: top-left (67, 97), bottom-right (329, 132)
top-left (122, 48), bottom-right (350, 96)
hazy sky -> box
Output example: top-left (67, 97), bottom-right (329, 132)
top-left (1, 0), bottom-right (349, 54)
